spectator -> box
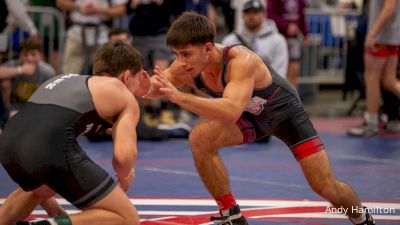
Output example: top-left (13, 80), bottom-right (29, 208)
top-left (267, 0), bottom-right (308, 87)
top-left (222, 0), bottom-right (288, 77)
top-left (29, 0), bottom-right (62, 73)
top-left (1, 37), bottom-right (56, 115)
top-left (127, 0), bottom-right (186, 126)
top-left (1, 0), bottom-right (38, 130)
top-left (56, 0), bottom-right (128, 74)
top-left (0, 0), bottom-right (38, 39)
top-left (348, 0), bottom-right (400, 137)
top-left (0, 53), bottom-right (37, 132)
top-left (209, 0), bottom-right (235, 33)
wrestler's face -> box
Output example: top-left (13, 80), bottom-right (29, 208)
top-left (171, 43), bottom-right (212, 77)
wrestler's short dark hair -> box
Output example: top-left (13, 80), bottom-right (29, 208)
top-left (93, 41), bottom-right (143, 77)
top-left (166, 11), bottom-right (215, 48)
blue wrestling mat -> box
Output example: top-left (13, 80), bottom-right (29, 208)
top-left (1, 118), bottom-right (399, 225)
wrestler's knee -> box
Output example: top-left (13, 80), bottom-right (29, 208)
top-left (189, 123), bottom-right (215, 150)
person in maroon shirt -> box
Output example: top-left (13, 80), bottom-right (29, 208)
top-left (267, 0), bottom-right (308, 87)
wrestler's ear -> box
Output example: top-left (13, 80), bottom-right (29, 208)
top-left (120, 69), bottom-right (131, 84)
top-left (204, 42), bottom-right (213, 54)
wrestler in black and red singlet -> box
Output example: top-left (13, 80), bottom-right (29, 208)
top-left (193, 45), bottom-right (324, 160)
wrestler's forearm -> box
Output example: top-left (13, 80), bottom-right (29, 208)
top-left (176, 92), bottom-right (242, 123)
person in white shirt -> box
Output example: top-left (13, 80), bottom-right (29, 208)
top-left (56, 0), bottom-right (128, 74)
top-left (222, 0), bottom-right (288, 78)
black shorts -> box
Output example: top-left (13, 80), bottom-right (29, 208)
top-left (0, 104), bottom-right (117, 209)
top-left (236, 75), bottom-right (324, 160)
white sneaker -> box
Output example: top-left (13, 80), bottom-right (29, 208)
top-left (385, 120), bottom-right (400, 132)
top-left (348, 123), bottom-right (378, 137)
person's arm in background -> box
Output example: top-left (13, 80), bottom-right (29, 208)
top-left (4, 0), bottom-right (37, 36)
top-left (91, 2), bottom-right (127, 19)
top-left (267, 0), bottom-right (289, 35)
top-left (56, 0), bottom-right (76, 11)
top-left (365, 0), bottom-right (397, 50)
top-left (0, 64), bottom-right (36, 80)
top-left (299, 0), bottom-right (308, 38)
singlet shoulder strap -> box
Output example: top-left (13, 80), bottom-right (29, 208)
top-left (221, 44), bottom-right (242, 87)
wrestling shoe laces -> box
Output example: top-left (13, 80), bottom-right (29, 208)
top-left (352, 207), bottom-right (376, 225)
top-left (210, 204), bottom-right (249, 225)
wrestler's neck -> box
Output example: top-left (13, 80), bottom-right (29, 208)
top-left (201, 44), bottom-right (224, 79)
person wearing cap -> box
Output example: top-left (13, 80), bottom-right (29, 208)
top-left (222, 0), bottom-right (288, 78)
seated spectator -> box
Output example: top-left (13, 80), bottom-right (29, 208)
top-left (1, 37), bottom-right (56, 115)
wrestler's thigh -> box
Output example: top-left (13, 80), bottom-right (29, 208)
top-left (189, 119), bottom-right (243, 148)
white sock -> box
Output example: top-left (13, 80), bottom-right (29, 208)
top-left (364, 112), bottom-right (378, 126)
top-left (350, 213), bottom-right (367, 224)
top-left (47, 218), bottom-right (58, 225)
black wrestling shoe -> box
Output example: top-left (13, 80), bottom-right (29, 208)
top-left (210, 204), bottom-right (249, 225)
top-left (352, 207), bottom-right (376, 225)
top-left (17, 221), bottom-right (52, 225)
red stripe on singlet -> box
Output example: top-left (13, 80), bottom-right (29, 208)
top-left (291, 137), bottom-right (324, 160)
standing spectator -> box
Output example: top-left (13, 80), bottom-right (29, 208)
top-left (127, 0), bottom-right (185, 71)
top-left (29, 0), bottom-right (62, 73)
top-left (348, 0), bottom-right (400, 137)
top-left (56, 0), bottom-right (128, 74)
top-left (127, 0), bottom-right (186, 126)
top-left (222, 0), bottom-right (288, 77)
top-left (267, 0), bottom-right (308, 87)
top-left (209, 0), bottom-right (235, 33)
top-left (0, 0), bottom-right (38, 39)
top-left (1, 37), bottom-right (56, 115)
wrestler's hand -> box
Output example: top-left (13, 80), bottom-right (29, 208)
top-left (153, 66), bottom-right (181, 103)
top-left (41, 197), bottom-right (67, 217)
top-left (116, 169), bottom-right (135, 192)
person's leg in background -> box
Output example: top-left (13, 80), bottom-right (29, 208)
top-left (380, 51), bottom-right (400, 132)
top-left (381, 88), bottom-right (400, 132)
top-left (287, 37), bottom-right (302, 88)
top-left (349, 45), bottom-right (400, 136)
top-left (62, 38), bottom-right (86, 74)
